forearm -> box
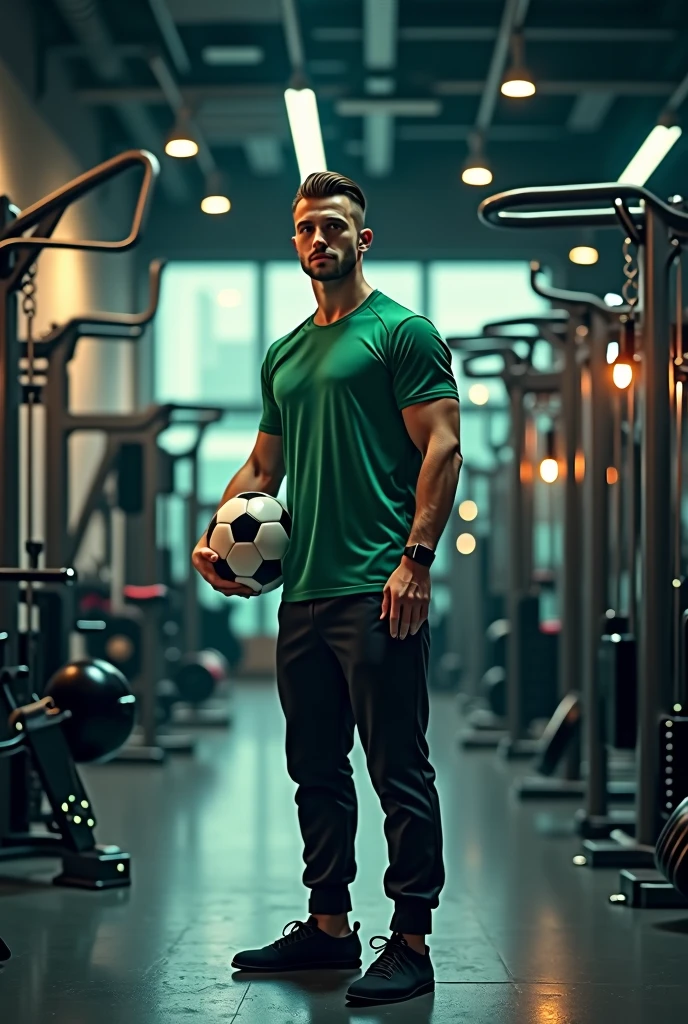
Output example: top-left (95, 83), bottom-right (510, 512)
top-left (407, 439), bottom-right (463, 550)
top-left (218, 458), bottom-right (283, 506)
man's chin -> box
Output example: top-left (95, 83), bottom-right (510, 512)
top-left (304, 262), bottom-right (341, 281)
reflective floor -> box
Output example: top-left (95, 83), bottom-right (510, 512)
top-left (1, 680), bottom-right (688, 1023)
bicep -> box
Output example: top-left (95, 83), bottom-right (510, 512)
top-left (402, 398), bottom-right (461, 456)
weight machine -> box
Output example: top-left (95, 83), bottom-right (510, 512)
top-left (0, 148), bottom-right (159, 887)
top-left (480, 180), bottom-right (688, 907)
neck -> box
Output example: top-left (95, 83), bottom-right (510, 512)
top-left (312, 269), bottom-right (373, 326)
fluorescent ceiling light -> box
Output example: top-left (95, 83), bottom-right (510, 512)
top-left (618, 123), bottom-right (682, 185)
top-left (285, 85), bottom-right (327, 181)
top-left (202, 46), bottom-right (264, 66)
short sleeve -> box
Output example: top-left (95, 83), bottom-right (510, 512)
top-left (389, 316), bottom-right (459, 410)
top-left (258, 353), bottom-right (282, 435)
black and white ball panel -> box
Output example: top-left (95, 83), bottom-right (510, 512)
top-left (206, 491), bottom-right (291, 595)
top-left (254, 521), bottom-right (290, 561)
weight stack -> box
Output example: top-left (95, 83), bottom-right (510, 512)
top-left (599, 633), bottom-right (637, 750)
top-left (659, 716), bottom-right (688, 819)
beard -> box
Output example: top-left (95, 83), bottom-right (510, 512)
top-left (301, 246), bottom-right (358, 282)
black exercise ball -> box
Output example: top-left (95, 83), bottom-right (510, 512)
top-left (44, 659), bottom-right (136, 763)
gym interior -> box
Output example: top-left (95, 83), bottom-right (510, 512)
top-left (2, 1), bottom-right (688, 1020)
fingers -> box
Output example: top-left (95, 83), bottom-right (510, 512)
top-left (397, 599), bottom-right (414, 641)
top-left (388, 588), bottom-right (401, 638)
top-left (192, 548), bottom-right (254, 598)
top-left (410, 600), bottom-right (429, 636)
top-left (380, 588), bottom-right (390, 620)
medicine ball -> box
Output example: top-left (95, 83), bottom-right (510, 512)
top-left (45, 659), bottom-right (137, 763)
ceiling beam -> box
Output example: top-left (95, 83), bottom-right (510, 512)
top-left (567, 91), bottom-right (616, 133)
top-left (312, 26), bottom-right (677, 44)
top-left (147, 0), bottom-right (191, 75)
top-left (363, 0), bottom-right (398, 177)
top-left (398, 124), bottom-right (565, 142)
top-left (337, 99), bottom-right (440, 117)
top-left (76, 84), bottom-right (343, 104)
top-left (436, 80), bottom-right (676, 97)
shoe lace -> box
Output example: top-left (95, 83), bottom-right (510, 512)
top-left (272, 919), bottom-right (317, 950)
top-left (366, 934), bottom-right (410, 980)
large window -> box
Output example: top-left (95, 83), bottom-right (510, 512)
top-left (155, 260), bottom-right (544, 638)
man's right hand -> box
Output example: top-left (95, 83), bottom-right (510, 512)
top-left (191, 540), bottom-right (255, 599)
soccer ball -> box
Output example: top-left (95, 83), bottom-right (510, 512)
top-left (206, 492), bottom-right (291, 595)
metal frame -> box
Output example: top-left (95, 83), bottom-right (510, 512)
top-left (479, 181), bottom-right (688, 903)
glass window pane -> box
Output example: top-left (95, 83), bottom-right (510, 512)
top-left (429, 261), bottom-right (549, 338)
top-left (156, 262), bottom-right (259, 406)
top-left (264, 262), bottom-right (316, 343)
top-left (364, 261), bottom-right (423, 313)
top-left (429, 262), bottom-right (550, 468)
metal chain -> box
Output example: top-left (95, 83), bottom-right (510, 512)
top-left (622, 236), bottom-right (639, 313)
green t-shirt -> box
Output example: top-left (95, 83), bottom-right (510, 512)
top-left (259, 289), bottom-right (459, 602)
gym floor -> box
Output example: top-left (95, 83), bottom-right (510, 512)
top-left (1, 682), bottom-right (687, 1023)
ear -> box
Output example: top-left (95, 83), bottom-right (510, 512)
top-left (291, 235), bottom-right (297, 251)
top-left (358, 228), bottom-right (373, 254)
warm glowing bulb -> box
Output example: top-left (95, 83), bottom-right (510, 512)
top-left (456, 533), bottom-right (477, 555)
top-left (605, 293), bottom-right (624, 307)
top-left (501, 77), bottom-right (536, 98)
top-left (569, 246), bottom-right (599, 265)
top-left (201, 195), bottom-right (231, 215)
top-left (606, 466), bottom-right (619, 485)
top-left (468, 383), bottom-right (490, 405)
top-left (461, 165), bottom-right (493, 186)
top-left (539, 457), bottom-right (559, 483)
top-left (459, 500), bottom-right (478, 521)
top-left (613, 362), bottom-right (633, 389)
top-left (165, 137), bottom-right (199, 158)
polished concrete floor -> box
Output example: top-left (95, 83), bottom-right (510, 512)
top-left (1, 680), bottom-right (688, 1023)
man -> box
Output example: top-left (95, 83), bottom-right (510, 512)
top-left (192, 171), bottom-right (461, 1007)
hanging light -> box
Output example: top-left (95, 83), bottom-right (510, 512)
top-left (201, 171), bottom-right (231, 215)
top-left (539, 427), bottom-right (559, 483)
top-left (569, 245), bottom-right (599, 266)
top-left (501, 31), bottom-right (536, 98)
top-left (165, 108), bottom-right (199, 158)
top-left (461, 131), bottom-right (493, 186)
top-left (612, 316), bottom-right (634, 389)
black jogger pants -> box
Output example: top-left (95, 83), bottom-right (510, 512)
top-left (276, 593), bottom-right (445, 935)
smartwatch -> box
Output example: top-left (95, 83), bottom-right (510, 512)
top-left (403, 543), bottom-right (436, 568)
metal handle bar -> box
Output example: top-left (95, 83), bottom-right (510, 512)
top-left (478, 182), bottom-right (688, 234)
top-left (0, 149), bottom-right (159, 255)
top-left (462, 348), bottom-right (529, 378)
top-left (0, 568), bottom-right (77, 583)
top-left (529, 261), bottom-right (623, 316)
top-left (39, 260), bottom-right (167, 343)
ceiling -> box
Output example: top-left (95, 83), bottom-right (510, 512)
top-left (40, 0), bottom-right (688, 212)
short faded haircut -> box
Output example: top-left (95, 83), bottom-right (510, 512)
top-left (292, 171), bottom-right (367, 227)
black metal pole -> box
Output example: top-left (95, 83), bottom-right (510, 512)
top-left (0, 199), bottom-right (20, 656)
top-left (635, 208), bottom-right (674, 845)
top-left (559, 317), bottom-right (583, 702)
top-left (506, 381), bottom-right (527, 744)
top-left (581, 310), bottom-right (614, 820)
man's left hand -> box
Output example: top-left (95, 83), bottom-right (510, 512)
top-left (380, 557), bottom-right (431, 639)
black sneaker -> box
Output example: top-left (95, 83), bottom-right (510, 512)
top-left (231, 917), bottom-right (362, 973)
top-left (345, 933), bottom-right (435, 1005)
